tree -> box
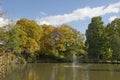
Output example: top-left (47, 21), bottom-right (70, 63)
top-left (6, 25), bottom-right (22, 52)
top-left (106, 18), bottom-right (120, 61)
top-left (86, 16), bottom-right (108, 60)
top-left (16, 18), bottom-right (43, 53)
top-left (38, 24), bottom-right (85, 61)
top-left (58, 24), bottom-right (85, 60)
top-left (39, 24), bottom-right (54, 56)
top-left (0, 20), bottom-right (15, 51)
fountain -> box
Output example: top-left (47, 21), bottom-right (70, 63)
top-left (72, 54), bottom-right (77, 67)
top-left (64, 54), bottom-right (79, 67)
top-left (64, 53), bottom-right (90, 68)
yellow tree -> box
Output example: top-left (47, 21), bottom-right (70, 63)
top-left (58, 24), bottom-right (85, 59)
top-left (16, 18), bottom-right (43, 53)
top-left (39, 24), bottom-right (54, 55)
top-left (39, 24), bottom-right (85, 60)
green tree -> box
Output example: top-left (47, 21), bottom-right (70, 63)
top-left (106, 18), bottom-right (120, 61)
top-left (6, 25), bottom-right (21, 52)
top-left (86, 16), bottom-right (109, 61)
top-left (0, 21), bottom-right (15, 51)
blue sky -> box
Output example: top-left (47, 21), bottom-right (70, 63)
top-left (1, 0), bottom-right (120, 34)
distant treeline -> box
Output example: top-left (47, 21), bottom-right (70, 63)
top-left (0, 16), bottom-right (120, 62)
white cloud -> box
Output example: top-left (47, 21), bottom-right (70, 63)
top-left (109, 16), bottom-right (118, 22)
top-left (0, 17), bottom-right (10, 27)
top-left (0, 8), bottom-right (10, 27)
top-left (40, 11), bottom-right (47, 16)
top-left (37, 1), bottom-right (120, 25)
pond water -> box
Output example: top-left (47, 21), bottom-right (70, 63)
top-left (2, 63), bottom-right (120, 80)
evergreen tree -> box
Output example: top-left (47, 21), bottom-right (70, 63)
top-left (106, 18), bottom-right (120, 61)
top-left (86, 16), bottom-right (107, 60)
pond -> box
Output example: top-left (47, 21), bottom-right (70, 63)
top-left (2, 63), bottom-right (120, 80)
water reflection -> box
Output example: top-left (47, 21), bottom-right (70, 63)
top-left (0, 63), bottom-right (26, 80)
top-left (2, 63), bottom-right (120, 80)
